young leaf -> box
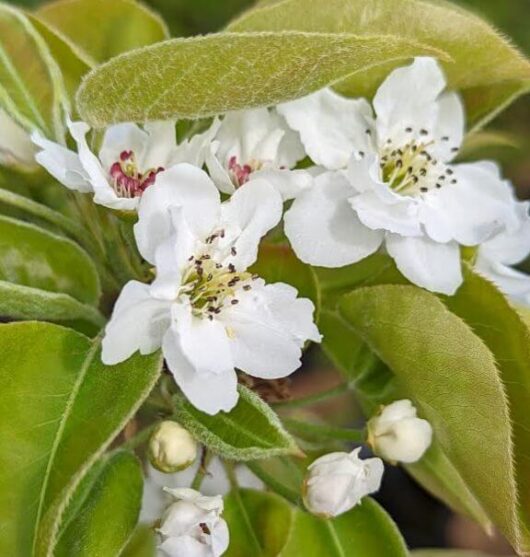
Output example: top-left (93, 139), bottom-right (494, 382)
top-left (76, 31), bottom-right (446, 127)
top-left (36, 0), bottom-right (169, 65)
top-left (339, 285), bottom-right (521, 552)
top-left (54, 452), bottom-right (143, 557)
top-left (224, 489), bottom-right (408, 556)
top-left (0, 322), bottom-right (162, 557)
top-left (172, 385), bottom-right (301, 460)
top-left (0, 3), bottom-right (66, 138)
top-left (0, 215), bottom-right (100, 305)
top-left (229, 0), bottom-right (530, 128)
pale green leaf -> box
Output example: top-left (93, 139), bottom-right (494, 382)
top-left (37, 0), bottom-right (169, 65)
top-left (458, 130), bottom-right (520, 161)
top-left (119, 525), bottom-right (157, 557)
top-left (229, 0), bottom-right (530, 127)
top-left (76, 31), bottom-right (446, 127)
top-left (55, 452), bottom-right (143, 557)
top-left (0, 215), bottom-right (100, 305)
top-left (172, 385), bottom-right (301, 460)
top-left (412, 551), bottom-right (513, 557)
top-left (0, 321), bottom-right (162, 557)
top-left (339, 285), bottom-right (521, 552)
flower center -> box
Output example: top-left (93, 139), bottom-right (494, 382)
top-left (228, 156), bottom-right (264, 187)
top-left (109, 150), bottom-right (164, 198)
top-left (179, 247), bottom-right (255, 319)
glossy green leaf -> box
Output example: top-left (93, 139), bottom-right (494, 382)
top-left (77, 31), bottom-right (446, 127)
top-left (0, 3), bottom-right (65, 138)
top-left (55, 452), bottom-right (143, 557)
top-left (0, 321), bottom-right (162, 557)
top-left (0, 215), bottom-right (100, 305)
top-left (444, 267), bottom-right (530, 549)
top-left (251, 243), bottom-right (320, 319)
top-left (224, 489), bottom-right (408, 556)
top-left (229, 0), bottom-right (530, 127)
top-left (339, 285), bottom-right (522, 552)
top-left (36, 0), bottom-right (169, 65)
top-left (172, 385), bottom-right (301, 460)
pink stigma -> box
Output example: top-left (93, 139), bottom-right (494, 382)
top-left (228, 156), bottom-right (253, 187)
top-left (110, 150), bottom-right (164, 198)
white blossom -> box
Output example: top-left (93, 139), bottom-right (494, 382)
top-left (101, 163), bottom-right (321, 415)
top-left (0, 109), bottom-right (36, 168)
top-left (303, 448), bottom-right (384, 518)
top-left (476, 200), bottom-right (530, 306)
top-left (279, 57), bottom-right (518, 295)
top-left (158, 488), bottom-right (229, 557)
top-left (32, 118), bottom-right (216, 211)
top-left (148, 421), bottom-right (198, 474)
top-left (205, 107), bottom-right (311, 200)
top-left (368, 400), bottom-right (433, 464)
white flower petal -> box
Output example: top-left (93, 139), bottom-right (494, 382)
top-left (278, 88), bottom-right (374, 169)
top-left (163, 326), bottom-right (239, 415)
top-left (101, 281), bottom-right (171, 365)
top-left (172, 118), bottom-right (222, 168)
top-left (373, 57), bottom-right (446, 143)
top-left (431, 92), bottom-right (465, 161)
top-left (205, 140), bottom-right (235, 195)
top-left (273, 111), bottom-right (305, 168)
top-left (284, 171), bottom-right (384, 267)
top-left (251, 168), bottom-right (312, 201)
top-left (99, 123), bottom-right (148, 171)
top-left (135, 164), bottom-right (221, 263)
top-left (220, 178), bottom-right (283, 270)
top-left (385, 234), bottom-right (462, 295)
top-left (32, 131), bottom-right (92, 192)
top-left (158, 535), bottom-right (210, 557)
top-left (141, 120), bottom-right (178, 170)
top-left (476, 257), bottom-right (530, 306)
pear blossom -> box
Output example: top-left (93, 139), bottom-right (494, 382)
top-left (31, 118), bottom-right (216, 211)
top-left (101, 163), bottom-right (321, 415)
top-left (476, 199), bottom-right (530, 306)
top-left (303, 448), bottom-right (384, 518)
top-left (205, 107), bottom-right (311, 200)
top-left (0, 109), bottom-right (36, 168)
top-left (367, 400), bottom-right (433, 464)
top-left (158, 488), bottom-right (229, 557)
top-left (148, 421), bottom-right (198, 473)
top-left (279, 57), bottom-right (518, 294)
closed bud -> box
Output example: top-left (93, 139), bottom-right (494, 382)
top-left (368, 399), bottom-right (433, 464)
top-left (148, 421), bottom-right (197, 473)
top-left (303, 448), bottom-right (384, 518)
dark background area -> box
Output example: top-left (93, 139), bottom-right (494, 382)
top-left (9, 0), bottom-right (529, 554)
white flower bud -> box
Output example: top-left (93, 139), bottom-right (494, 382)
top-left (158, 488), bottom-right (229, 557)
top-left (303, 448), bottom-right (384, 518)
top-left (148, 421), bottom-right (197, 473)
top-left (368, 399), bottom-right (433, 464)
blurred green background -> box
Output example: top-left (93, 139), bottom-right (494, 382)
top-left (11, 0), bottom-right (530, 197)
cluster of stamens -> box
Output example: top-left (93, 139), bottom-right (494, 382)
top-left (109, 150), bottom-right (164, 198)
top-left (365, 127), bottom-right (459, 196)
top-left (179, 236), bottom-right (257, 319)
top-left (228, 156), bottom-right (264, 187)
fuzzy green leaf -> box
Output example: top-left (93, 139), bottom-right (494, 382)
top-left (0, 215), bottom-right (100, 305)
top-left (76, 31), bottom-right (446, 127)
top-left (172, 385), bottom-right (301, 460)
top-left (0, 322), bottom-right (162, 557)
top-left (229, 0), bottom-right (530, 127)
top-left (36, 0), bottom-right (169, 66)
top-left (224, 489), bottom-right (408, 556)
top-left (339, 285), bottom-right (521, 552)
top-left (55, 452), bottom-right (143, 557)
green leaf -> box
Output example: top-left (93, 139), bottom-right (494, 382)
top-left (412, 552), bottom-right (512, 557)
top-left (339, 285), bottom-right (521, 552)
top-left (55, 452), bottom-right (143, 557)
top-left (0, 3), bottom-right (66, 138)
top-left (76, 31), bottom-right (446, 127)
top-left (0, 321), bottom-right (162, 557)
top-left (172, 385), bottom-right (301, 460)
top-left (444, 267), bottom-right (530, 548)
top-left (0, 215), bottom-right (100, 305)
top-left (120, 525), bottom-right (157, 557)
top-left (458, 130), bottom-right (520, 161)
top-left (250, 243), bottom-right (320, 320)
top-left (224, 489), bottom-right (408, 556)
top-left (229, 0), bottom-right (530, 127)
top-left (37, 0), bottom-right (169, 65)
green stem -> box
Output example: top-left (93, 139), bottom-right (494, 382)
top-left (121, 423), bottom-right (157, 451)
top-left (191, 450), bottom-right (213, 491)
top-left (272, 383), bottom-right (350, 409)
top-left (284, 418), bottom-right (366, 443)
